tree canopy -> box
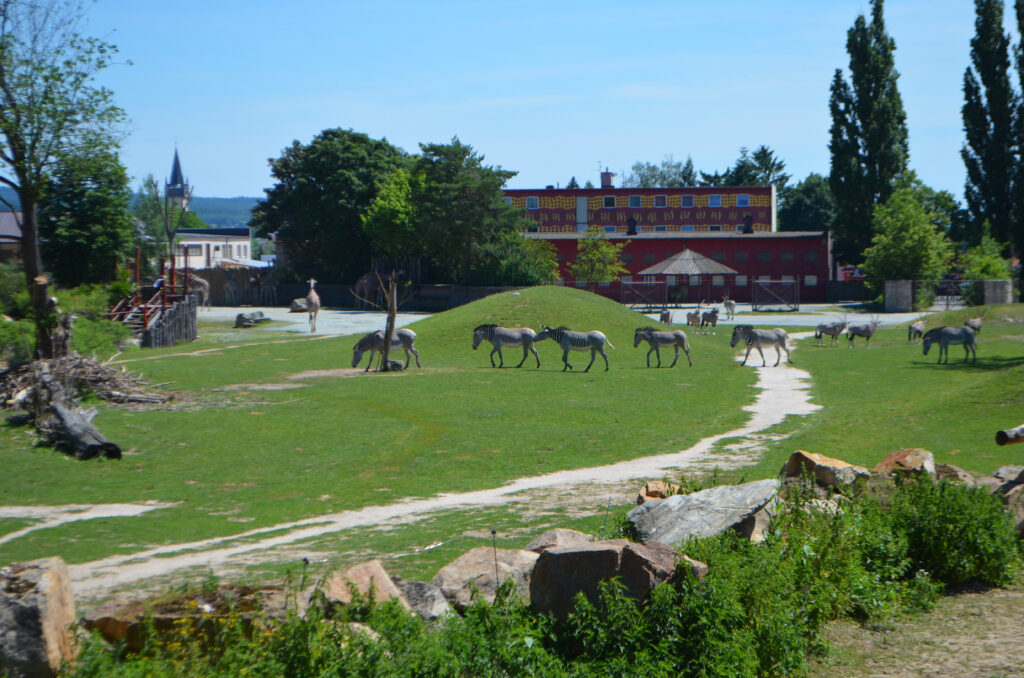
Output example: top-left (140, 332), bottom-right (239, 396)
top-left (778, 173), bottom-right (835, 231)
top-left (568, 227), bottom-right (627, 288)
top-left (861, 187), bottom-right (952, 291)
top-left (0, 0), bottom-right (125, 356)
top-left (622, 155), bottom-right (697, 188)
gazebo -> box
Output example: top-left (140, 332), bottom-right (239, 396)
top-left (636, 248), bottom-right (739, 304)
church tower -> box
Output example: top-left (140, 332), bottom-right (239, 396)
top-left (165, 149), bottom-right (192, 210)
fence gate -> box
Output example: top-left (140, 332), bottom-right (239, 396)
top-left (911, 279), bottom-right (969, 310)
top-left (621, 281), bottom-right (666, 310)
top-left (752, 280), bottom-right (799, 312)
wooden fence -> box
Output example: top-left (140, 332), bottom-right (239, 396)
top-left (140, 295), bottom-right (197, 348)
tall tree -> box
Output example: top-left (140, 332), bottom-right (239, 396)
top-left (568, 226), bottom-right (627, 290)
top-left (0, 0), bottom-right (125, 357)
top-left (861, 187), bottom-right (952, 293)
top-left (251, 129), bottom-right (405, 283)
top-left (778, 173), bottom-right (835, 231)
top-left (39, 139), bottom-right (133, 287)
top-left (566, 176), bottom-right (580, 189)
top-left (622, 155), bottom-right (697, 187)
top-left (1014, 0), bottom-right (1024, 260)
top-left (828, 0), bottom-right (909, 266)
top-left (961, 0), bottom-right (1018, 247)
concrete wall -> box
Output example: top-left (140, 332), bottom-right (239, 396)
top-left (984, 280), bottom-right (1013, 305)
top-left (884, 280), bottom-right (913, 312)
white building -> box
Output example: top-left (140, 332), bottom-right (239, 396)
top-left (173, 227), bottom-right (253, 270)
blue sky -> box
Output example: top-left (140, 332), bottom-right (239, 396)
top-left (85, 1), bottom-right (1019, 200)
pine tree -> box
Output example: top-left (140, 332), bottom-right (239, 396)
top-left (828, 0), bottom-right (909, 265)
top-left (961, 0), bottom-right (1018, 248)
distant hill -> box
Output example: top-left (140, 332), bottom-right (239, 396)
top-left (0, 187), bottom-right (261, 230)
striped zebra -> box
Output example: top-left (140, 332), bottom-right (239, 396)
top-left (633, 327), bottom-right (692, 368)
top-left (535, 325), bottom-right (614, 372)
top-left (730, 325), bottom-right (790, 367)
top-left (472, 324), bottom-right (540, 368)
top-left (352, 328), bottom-right (421, 372)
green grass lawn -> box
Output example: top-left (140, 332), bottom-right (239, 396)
top-left (0, 286), bottom-right (756, 566)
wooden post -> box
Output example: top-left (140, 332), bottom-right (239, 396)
top-left (996, 425), bottom-right (1024, 446)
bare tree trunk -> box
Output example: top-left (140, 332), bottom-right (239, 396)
top-left (380, 275), bottom-right (397, 371)
top-left (18, 198), bottom-right (57, 359)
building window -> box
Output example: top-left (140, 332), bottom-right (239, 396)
top-left (708, 194), bottom-right (722, 208)
top-left (666, 275), bottom-right (677, 285)
top-left (503, 197), bottom-right (513, 204)
top-left (682, 225), bottom-right (695, 232)
top-left (654, 225), bottom-right (667, 232)
top-left (642, 252), bottom-right (656, 263)
top-left (757, 251), bottom-right (772, 262)
top-left (628, 195), bottom-right (641, 208)
top-left (805, 275), bottom-right (818, 286)
top-left (757, 275), bottom-right (771, 282)
top-left (654, 195), bottom-right (668, 208)
top-left (621, 252), bottom-right (634, 263)
top-left (526, 196), bottom-right (539, 210)
top-left (574, 281), bottom-right (587, 288)
top-left (622, 276), bottom-right (632, 284)
top-left (680, 195), bottom-right (694, 208)
top-left (712, 275), bottom-right (725, 287)
top-left (603, 195), bottom-right (616, 208)
top-left (780, 251), bottom-right (795, 262)
top-left (804, 251), bottom-right (818, 262)
top-left (734, 251), bottom-right (749, 262)
top-left (709, 225), bottom-right (722, 232)
top-left (690, 275), bottom-right (701, 286)
top-left (643, 275), bottom-right (656, 284)
top-left (598, 280), bottom-right (611, 288)
top-left (603, 226), bottom-right (616, 233)
top-left (711, 252), bottom-right (726, 262)
top-left (781, 275), bottom-right (795, 283)
top-left (736, 194), bottom-right (750, 207)
top-left (736, 275), bottom-right (748, 286)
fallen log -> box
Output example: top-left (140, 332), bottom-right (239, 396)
top-left (995, 424), bottom-right (1024, 446)
top-left (31, 360), bottom-right (121, 460)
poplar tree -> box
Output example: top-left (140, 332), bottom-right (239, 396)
top-left (961, 0), bottom-right (1018, 247)
top-left (828, 0), bottom-right (909, 265)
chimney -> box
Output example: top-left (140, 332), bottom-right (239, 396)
top-left (600, 168), bottom-right (616, 189)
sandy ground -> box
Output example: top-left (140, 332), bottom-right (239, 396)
top-left (53, 331), bottom-right (820, 602)
top-left (198, 305), bottom-right (428, 336)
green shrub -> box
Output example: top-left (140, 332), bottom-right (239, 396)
top-left (890, 477), bottom-right (1019, 587)
top-left (0, 317), bottom-right (33, 367)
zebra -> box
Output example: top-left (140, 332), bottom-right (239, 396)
top-left (730, 325), bottom-right (790, 367)
top-left (847, 318), bottom-right (880, 348)
top-left (700, 307), bottom-right (719, 335)
top-left (633, 327), bottom-right (692, 368)
top-left (535, 325), bottom-right (614, 372)
top-left (908, 320), bottom-right (926, 342)
top-left (472, 324), bottom-right (540, 368)
top-left (923, 326), bottom-right (976, 364)
top-left (814, 320), bottom-right (846, 347)
top-left (352, 328), bottom-right (421, 372)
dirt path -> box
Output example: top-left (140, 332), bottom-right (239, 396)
top-left (65, 334), bottom-right (819, 601)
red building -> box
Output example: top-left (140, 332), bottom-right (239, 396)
top-left (505, 178), bottom-right (833, 304)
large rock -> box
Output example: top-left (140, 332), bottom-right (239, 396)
top-left (524, 528), bottom-right (593, 553)
top-left (529, 539), bottom-right (677, 619)
top-left (290, 298), bottom-right (308, 312)
top-left (234, 311), bottom-right (269, 328)
top-left (431, 547), bottom-right (538, 610)
top-left (626, 479), bottom-right (780, 547)
top-left (0, 557), bottom-right (77, 678)
top-left (322, 560), bottom-right (409, 610)
top-left (779, 450), bottom-right (870, 487)
top-left (935, 463), bottom-right (976, 485)
top-left (390, 577), bottom-right (451, 622)
top-left (873, 449), bottom-right (936, 477)
top-left (1001, 483), bottom-right (1024, 537)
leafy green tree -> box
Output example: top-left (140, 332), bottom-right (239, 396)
top-left (566, 176), bottom-right (580, 189)
top-left (862, 188), bottom-right (952, 292)
top-left (1014, 0), bottom-right (1024, 267)
top-left (39, 140), bottom-right (133, 287)
top-left (961, 0), bottom-right (1018, 247)
top-left (698, 146), bottom-right (789, 191)
top-left (778, 173), bottom-right (835, 231)
top-left (476, 231), bottom-right (560, 286)
top-left (361, 167), bottom-right (423, 259)
top-left (568, 226), bottom-right (627, 289)
top-left (829, 0), bottom-right (909, 266)
top-left (962, 228), bottom-right (1012, 280)
top-left (622, 155), bottom-right (697, 187)
top-left (251, 129), bottom-right (406, 283)
top-left (132, 174), bottom-right (207, 276)
top-left (411, 137), bottom-right (527, 284)
top-left (0, 0), bottom-right (125, 357)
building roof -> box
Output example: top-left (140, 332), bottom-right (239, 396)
top-left (637, 248), bottom-right (739, 276)
top-left (0, 211), bottom-right (21, 242)
top-left (523, 230), bottom-right (826, 241)
top-left (167, 149), bottom-right (187, 198)
top-left (178, 227), bottom-right (250, 238)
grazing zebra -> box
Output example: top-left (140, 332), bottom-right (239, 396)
top-left (686, 310), bottom-right (701, 328)
top-left (472, 324), bottom-right (540, 368)
top-left (847, 319), bottom-right (880, 348)
top-left (908, 320), bottom-right (926, 341)
top-left (633, 327), bottom-right (692, 367)
top-left (535, 325), bottom-right (614, 372)
top-left (659, 309), bottom-right (672, 325)
top-left (814, 320), bottom-right (846, 347)
top-left (730, 325), bottom-right (790, 367)
top-left (964, 317), bottom-right (983, 335)
top-left (722, 297), bottom-right (737, 321)
top-left (352, 328), bottom-right (421, 372)
top-left (923, 326), bottom-right (976, 364)
top-left (700, 307), bottom-right (719, 335)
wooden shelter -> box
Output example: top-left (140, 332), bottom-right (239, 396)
top-left (637, 248), bottom-right (739, 304)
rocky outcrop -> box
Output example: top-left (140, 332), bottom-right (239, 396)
top-left (322, 560), bottom-right (409, 610)
top-left (431, 547), bottom-right (538, 610)
top-left (626, 479), bottom-right (780, 547)
top-left (935, 463), bottom-right (976, 485)
top-left (524, 528), bottom-right (593, 553)
top-left (0, 557), bottom-right (77, 678)
top-left (528, 539), bottom-right (677, 619)
top-left (234, 311), bottom-right (269, 328)
top-left (874, 448), bottom-right (936, 477)
top-left (290, 298), bottom-right (308, 312)
top-left (779, 450), bottom-right (870, 487)
top-left (390, 577), bottom-right (451, 622)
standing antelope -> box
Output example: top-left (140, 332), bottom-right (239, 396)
top-left (686, 309), bottom-right (701, 328)
top-left (964, 317), bottom-right (983, 335)
top-left (535, 326), bottom-right (614, 372)
top-left (306, 278), bottom-right (321, 333)
top-left (722, 296), bottom-right (737, 321)
top-left (908, 320), bottom-right (926, 341)
top-left (659, 309), bottom-right (672, 325)
top-left (814, 320), bottom-right (846, 347)
top-left (847, 317), bottom-right (880, 348)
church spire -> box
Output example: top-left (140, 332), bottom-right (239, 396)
top-left (165, 149), bottom-right (191, 210)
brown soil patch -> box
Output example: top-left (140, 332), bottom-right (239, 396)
top-left (287, 368), bottom-right (369, 380)
top-left (217, 383), bottom-right (309, 392)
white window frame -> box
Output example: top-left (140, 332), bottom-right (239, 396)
top-left (628, 195), bottom-right (641, 208)
top-left (680, 195), bottom-right (694, 208)
top-left (654, 195), bottom-right (667, 208)
top-left (712, 275), bottom-right (725, 287)
top-left (526, 196), bottom-right (539, 210)
top-left (735, 275), bottom-right (748, 286)
top-left (603, 195), bottom-right (616, 208)
top-left (804, 275), bottom-right (818, 287)
top-left (736, 194), bottom-right (750, 207)
top-left (708, 194), bottom-right (722, 208)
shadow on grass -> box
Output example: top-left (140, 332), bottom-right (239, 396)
top-left (911, 355), bottom-right (1024, 371)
